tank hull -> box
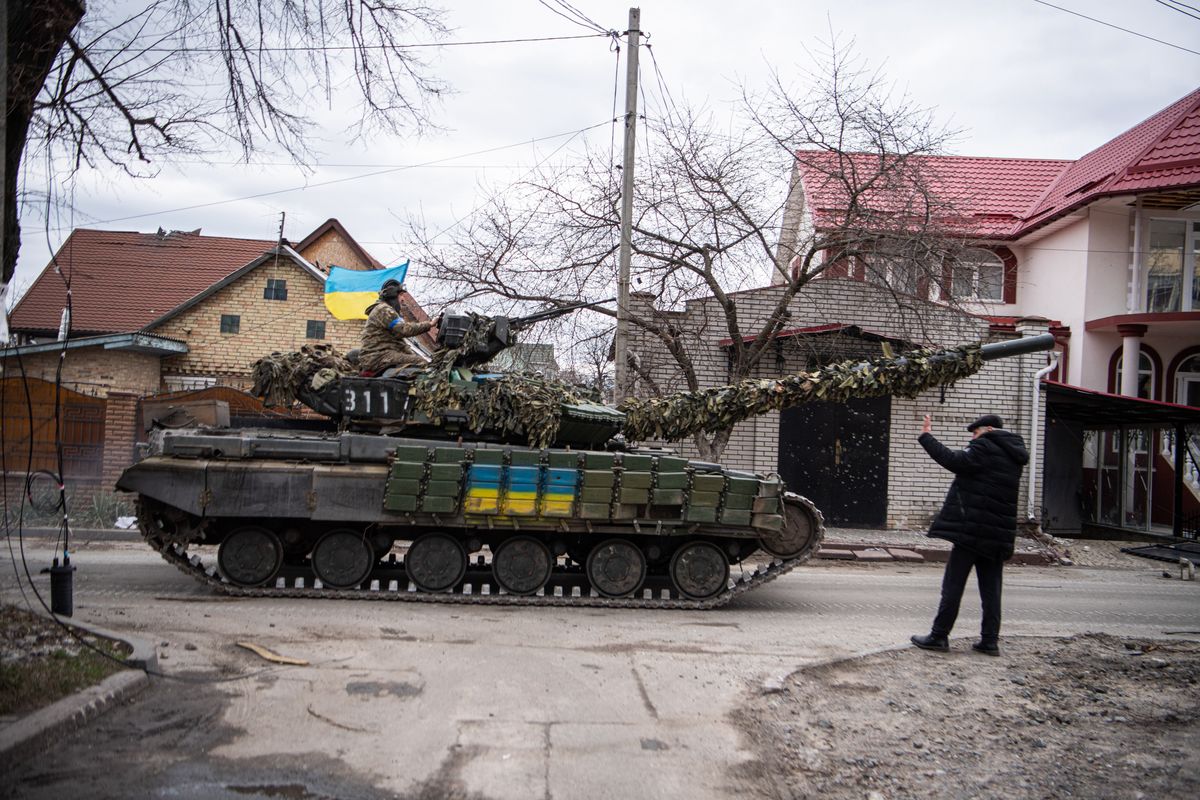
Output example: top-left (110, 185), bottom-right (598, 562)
top-left (119, 428), bottom-right (824, 608)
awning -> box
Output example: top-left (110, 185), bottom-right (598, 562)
top-left (0, 332), bottom-right (188, 358)
top-left (718, 323), bottom-right (911, 348)
top-left (1044, 381), bottom-right (1200, 427)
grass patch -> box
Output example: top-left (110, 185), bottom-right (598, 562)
top-left (0, 604), bottom-right (132, 716)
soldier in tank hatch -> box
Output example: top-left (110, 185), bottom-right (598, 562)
top-left (359, 279), bottom-right (442, 376)
top-left (911, 413), bottom-right (1029, 657)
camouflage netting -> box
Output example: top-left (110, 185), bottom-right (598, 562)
top-left (251, 344), bottom-right (356, 407)
top-left (413, 372), bottom-right (589, 448)
top-left (618, 343), bottom-right (984, 443)
top-left (249, 315), bottom-right (595, 447)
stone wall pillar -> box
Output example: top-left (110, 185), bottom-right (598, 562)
top-left (101, 392), bottom-right (140, 489)
top-left (1117, 323), bottom-right (1147, 397)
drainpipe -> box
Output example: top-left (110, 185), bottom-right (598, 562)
top-left (1027, 353), bottom-right (1060, 521)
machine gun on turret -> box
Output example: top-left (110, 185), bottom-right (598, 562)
top-left (433, 297), bottom-right (616, 370)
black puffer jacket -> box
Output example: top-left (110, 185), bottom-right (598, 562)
top-left (918, 429), bottom-right (1029, 561)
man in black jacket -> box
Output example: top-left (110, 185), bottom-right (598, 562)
top-left (911, 413), bottom-right (1029, 657)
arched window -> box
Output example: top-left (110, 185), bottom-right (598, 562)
top-left (1175, 353), bottom-right (1200, 407)
top-left (1113, 352), bottom-right (1156, 400)
top-left (951, 249), bottom-right (1005, 301)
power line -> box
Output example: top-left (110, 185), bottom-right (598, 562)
top-left (1032, 0), bottom-right (1200, 56)
top-left (47, 121), bottom-right (615, 233)
top-left (536, 1), bottom-right (610, 35)
top-left (1160, 0), bottom-right (1200, 16)
top-left (1155, 0), bottom-right (1200, 21)
top-left (85, 32), bottom-right (610, 54)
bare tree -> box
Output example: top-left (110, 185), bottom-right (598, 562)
top-left (556, 324), bottom-right (615, 399)
top-left (4, 0), bottom-right (449, 293)
top-left (410, 39), bottom-right (972, 460)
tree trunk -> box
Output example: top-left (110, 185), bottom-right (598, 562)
top-left (5, 0), bottom-right (85, 285)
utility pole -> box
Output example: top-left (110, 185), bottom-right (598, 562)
top-left (612, 6), bottom-right (640, 402)
top-left (1, 0), bottom-right (9, 345)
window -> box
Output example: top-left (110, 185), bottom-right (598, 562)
top-left (305, 320), bottom-right (326, 340)
top-left (950, 249), bottom-right (1005, 301)
top-left (1175, 353), bottom-right (1200, 407)
top-left (163, 375), bottom-right (216, 391)
top-left (1113, 352), bottom-right (1155, 400)
top-left (1144, 219), bottom-right (1199, 312)
top-left (264, 278), bottom-right (288, 301)
top-left (220, 314), bottom-right (240, 334)
top-left (862, 245), bottom-right (918, 296)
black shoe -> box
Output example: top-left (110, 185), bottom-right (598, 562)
top-left (910, 633), bottom-right (949, 652)
top-left (972, 640), bottom-right (1000, 657)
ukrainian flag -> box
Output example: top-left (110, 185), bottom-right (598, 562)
top-left (323, 262), bottom-right (409, 320)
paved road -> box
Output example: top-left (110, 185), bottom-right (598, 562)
top-left (3, 539), bottom-right (1198, 799)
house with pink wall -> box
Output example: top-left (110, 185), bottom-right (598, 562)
top-left (783, 87), bottom-right (1200, 538)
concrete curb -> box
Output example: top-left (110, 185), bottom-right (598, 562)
top-left (0, 669), bottom-right (149, 771)
top-left (63, 617), bottom-right (159, 672)
top-left (0, 616), bottom-right (158, 770)
top-left (14, 527), bottom-right (138, 542)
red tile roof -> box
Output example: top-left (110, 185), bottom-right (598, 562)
top-left (1022, 87), bottom-right (1200, 230)
top-left (798, 152), bottom-right (1069, 237)
top-left (795, 86), bottom-right (1200, 241)
top-left (9, 229), bottom-right (273, 335)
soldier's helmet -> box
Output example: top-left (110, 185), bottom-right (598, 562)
top-left (379, 279), bottom-right (402, 300)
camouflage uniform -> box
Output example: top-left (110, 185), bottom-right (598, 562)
top-left (359, 302), bottom-right (435, 374)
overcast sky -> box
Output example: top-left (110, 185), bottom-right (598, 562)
top-left (11, 0), bottom-right (1199, 304)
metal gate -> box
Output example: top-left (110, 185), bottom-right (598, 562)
top-left (778, 396), bottom-right (891, 528)
top-left (0, 377), bottom-right (107, 480)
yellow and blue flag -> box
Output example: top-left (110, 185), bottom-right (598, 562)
top-left (323, 262), bottom-right (409, 320)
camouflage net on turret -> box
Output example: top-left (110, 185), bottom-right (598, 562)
top-left (411, 371), bottom-right (590, 448)
top-left (251, 345), bottom-right (356, 407)
top-left (249, 318), bottom-right (595, 447)
top-left (618, 343), bottom-right (984, 443)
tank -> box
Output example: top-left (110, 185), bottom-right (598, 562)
top-left (116, 304), bottom-right (1054, 609)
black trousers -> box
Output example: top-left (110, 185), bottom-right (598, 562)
top-left (931, 544), bottom-right (1004, 642)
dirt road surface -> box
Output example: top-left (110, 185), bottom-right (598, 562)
top-left (737, 633), bottom-right (1200, 799)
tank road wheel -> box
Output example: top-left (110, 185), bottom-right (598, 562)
top-left (586, 539), bottom-right (646, 598)
top-left (217, 526), bottom-right (283, 587)
top-left (406, 534), bottom-right (467, 593)
top-left (669, 541), bottom-right (731, 600)
top-left (311, 529), bottom-right (375, 589)
top-left (492, 536), bottom-right (553, 596)
top-left (758, 495), bottom-right (821, 559)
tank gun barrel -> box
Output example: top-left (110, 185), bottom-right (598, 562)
top-left (979, 332), bottom-right (1055, 361)
top-left (618, 333), bottom-right (1057, 444)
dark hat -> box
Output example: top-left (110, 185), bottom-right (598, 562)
top-left (379, 279), bottom-right (402, 299)
top-left (966, 414), bottom-right (1004, 431)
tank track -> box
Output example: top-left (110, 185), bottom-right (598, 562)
top-left (138, 495), bottom-right (824, 610)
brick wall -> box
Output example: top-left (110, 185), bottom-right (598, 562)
top-left (152, 259), bottom-right (363, 385)
top-left (101, 392), bottom-right (140, 486)
top-left (0, 348), bottom-right (161, 397)
top-left (627, 278), bottom-right (1050, 529)
top-left (298, 229), bottom-right (377, 271)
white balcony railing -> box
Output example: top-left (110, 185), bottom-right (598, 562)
top-left (1161, 428), bottom-right (1200, 494)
